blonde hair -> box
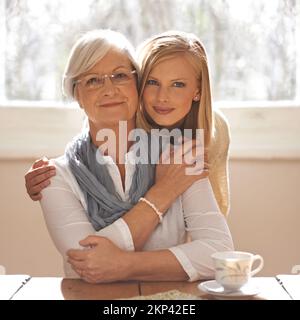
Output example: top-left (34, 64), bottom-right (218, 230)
top-left (136, 30), bottom-right (213, 146)
top-left (62, 29), bottom-right (139, 99)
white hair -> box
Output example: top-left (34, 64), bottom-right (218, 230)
top-left (62, 29), bottom-right (139, 99)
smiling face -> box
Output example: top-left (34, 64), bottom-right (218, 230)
top-left (75, 49), bottom-right (138, 129)
top-left (142, 54), bottom-right (200, 128)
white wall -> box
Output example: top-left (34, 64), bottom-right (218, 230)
top-left (0, 159), bottom-right (64, 276)
top-left (228, 159), bottom-right (300, 276)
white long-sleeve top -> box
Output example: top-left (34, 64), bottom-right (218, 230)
top-left (40, 151), bottom-right (234, 281)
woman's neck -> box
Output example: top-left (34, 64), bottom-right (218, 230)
top-left (88, 119), bottom-right (136, 164)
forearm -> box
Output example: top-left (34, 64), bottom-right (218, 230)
top-left (99, 164), bottom-right (205, 251)
top-left (121, 184), bottom-right (178, 251)
top-left (121, 249), bottom-right (189, 282)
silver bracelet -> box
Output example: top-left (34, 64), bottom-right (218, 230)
top-left (139, 197), bottom-right (163, 223)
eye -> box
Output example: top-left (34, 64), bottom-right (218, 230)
top-left (146, 79), bottom-right (159, 86)
top-left (85, 76), bottom-right (102, 88)
top-left (113, 72), bottom-right (129, 81)
top-left (172, 81), bottom-right (186, 88)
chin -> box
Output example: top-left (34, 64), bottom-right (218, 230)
top-left (154, 119), bottom-right (178, 128)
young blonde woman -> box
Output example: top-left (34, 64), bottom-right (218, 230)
top-left (136, 30), bottom-right (230, 216)
top-left (25, 30), bottom-right (233, 283)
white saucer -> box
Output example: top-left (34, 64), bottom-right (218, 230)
top-left (198, 280), bottom-right (260, 300)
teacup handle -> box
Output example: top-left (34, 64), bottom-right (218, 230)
top-left (250, 254), bottom-right (264, 276)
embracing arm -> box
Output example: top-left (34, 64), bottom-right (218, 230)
top-left (67, 236), bottom-right (188, 283)
top-left (36, 140), bottom-right (207, 253)
top-left (96, 139), bottom-right (208, 251)
top-left (39, 168), bottom-right (159, 254)
top-left (39, 157), bottom-right (206, 256)
top-left (67, 178), bottom-right (233, 283)
top-left (120, 163), bottom-right (207, 250)
top-left (40, 171), bottom-right (188, 281)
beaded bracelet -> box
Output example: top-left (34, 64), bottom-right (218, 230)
top-left (139, 197), bottom-right (163, 223)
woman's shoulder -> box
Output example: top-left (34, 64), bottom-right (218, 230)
top-left (49, 154), bottom-right (76, 178)
top-left (49, 155), bottom-right (68, 169)
top-left (50, 154), bottom-right (78, 182)
top-left (46, 155), bottom-right (76, 188)
top-left (46, 155), bottom-right (73, 185)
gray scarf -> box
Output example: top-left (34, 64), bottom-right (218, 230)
top-left (65, 129), bottom-right (156, 231)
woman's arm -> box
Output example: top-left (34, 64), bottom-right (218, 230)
top-left (120, 158), bottom-right (208, 250)
top-left (67, 178), bottom-right (234, 283)
top-left (40, 165), bottom-right (156, 254)
top-left (168, 178), bottom-right (234, 281)
top-left (40, 154), bottom-right (206, 255)
top-left (36, 140), bottom-right (208, 252)
top-left (97, 139), bottom-right (208, 250)
top-left (67, 236), bottom-right (189, 283)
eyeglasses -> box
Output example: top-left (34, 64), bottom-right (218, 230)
top-left (73, 70), bottom-right (137, 92)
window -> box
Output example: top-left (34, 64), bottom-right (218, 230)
top-left (0, 0), bottom-right (299, 102)
top-left (0, 0), bottom-right (299, 160)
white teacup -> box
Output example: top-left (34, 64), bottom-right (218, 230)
top-left (211, 251), bottom-right (264, 291)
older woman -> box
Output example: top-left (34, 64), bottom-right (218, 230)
top-left (25, 29), bottom-right (233, 283)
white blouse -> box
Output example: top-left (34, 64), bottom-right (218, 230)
top-left (40, 151), bottom-right (234, 281)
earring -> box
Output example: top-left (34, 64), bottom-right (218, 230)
top-left (193, 95), bottom-right (200, 101)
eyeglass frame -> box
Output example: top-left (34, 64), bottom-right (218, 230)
top-left (72, 69), bottom-right (137, 92)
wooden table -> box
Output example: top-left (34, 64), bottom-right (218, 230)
top-left (1, 275), bottom-right (296, 300)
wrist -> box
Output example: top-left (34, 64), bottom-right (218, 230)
top-left (139, 197), bottom-right (163, 223)
top-left (121, 251), bottom-right (137, 280)
top-left (145, 183), bottom-right (177, 215)
top-left (121, 251), bottom-right (151, 281)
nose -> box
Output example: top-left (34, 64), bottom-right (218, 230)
top-left (156, 86), bottom-right (169, 102)
top-left (102, 76), bottom-right (118, 97)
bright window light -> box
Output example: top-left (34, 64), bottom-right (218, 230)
top-left (0, 0), bottom-right (298, 103)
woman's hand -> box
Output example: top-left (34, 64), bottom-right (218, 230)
top-left (25, 157), bottom-right (56, 200)
top-left (67, 236), bottom-right (130, 283)
top-left (144, 139), bottom-right (209, 215)
top-left (155, 139), bottom-right (209, 197)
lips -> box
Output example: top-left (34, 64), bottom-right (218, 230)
top-left (99, 101), bottom-right (125, 108)
top-left (153, 106), bottom-right (175, 115)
